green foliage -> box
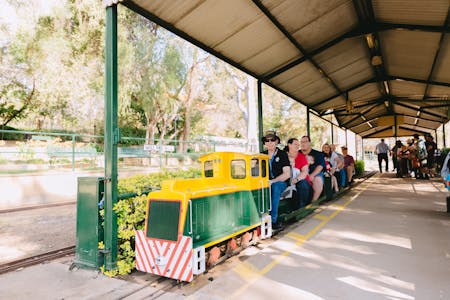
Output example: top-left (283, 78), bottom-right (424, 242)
top-left (103, 168), bottom-right (201, 276)
top-left (355, 160), bottom-right (365, 177)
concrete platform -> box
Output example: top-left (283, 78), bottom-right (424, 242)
top-left (1, 173), bottom-right (449, 299)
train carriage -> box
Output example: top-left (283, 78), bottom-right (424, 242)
top-left (135, 152), bottom-right (273, 282)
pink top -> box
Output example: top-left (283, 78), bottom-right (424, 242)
top-left (294, 152), bottom-right (312, 185)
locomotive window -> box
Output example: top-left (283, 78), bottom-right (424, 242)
top-left (204, 160), bottom-right (213, 177)
top-left (250, 159), bottom-right (259, 177)
top-left (261, 160), bottom-right (267, 177)
top-left (146, 200), bottom-right (180, 241)
top-left (231, 160), bottom-right (246, 179)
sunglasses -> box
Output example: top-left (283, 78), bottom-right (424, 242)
top-left (265, 138), bottom-right (276, 142)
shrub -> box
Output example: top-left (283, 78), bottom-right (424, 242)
top-left (101, 168), bottom-right (201, 277)
top-left (355, 160), bottom-right (365, 177)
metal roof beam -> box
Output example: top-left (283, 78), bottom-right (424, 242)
top-left (359, 125), bottom-right (392, 138)
top-left (340, 103), bottom-right (382, 127)
top-left (394, 101), bottom-right (447, 120)
top-left (398, 124), bottom-right (434, 133)
top-left (377, 22), bottom-right (450, 34)
top-left (344, 22), bottom-right (450, 38)
top-left (397, 113), bottom-right (442, 124)
top-left (331, 97), bottom-right (384, 116)
top-left (390, 76), bottom-right (450, 87)
top-left (352, 0), bottom-right (392, 111)
top-left (423, 8), bottom-right (450, 101)
top-left (311, 77), bottom-right (377, 108)
top-left (263, 27), bottom-right (361, 80)
top-left (252, 0), bottom-right (343, 96)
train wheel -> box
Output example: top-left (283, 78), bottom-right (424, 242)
top-left (207, 246), bottom-right (221, 267)
top-left (241, 232), bottom-right (252, 248)
top-left (226, 238), bottom-right (238, 256)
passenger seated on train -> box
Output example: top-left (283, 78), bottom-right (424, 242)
top-left (323, 143), bottom-right (346, 189)
top-left (323, 155), bottom-right (339, 193)
top-left (330, 144), bottom-right (347, 188)
top-left (261, 132), bottom-right (290, 229)
top-left (284, 138), bottom-right (312, 208)
top-left (300, 135), bottom-right (326, 201)
top-left (341, 146), bottom-right (355, 186)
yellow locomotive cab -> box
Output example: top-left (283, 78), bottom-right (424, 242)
top-left (136, 152), bottom-right (272, 282)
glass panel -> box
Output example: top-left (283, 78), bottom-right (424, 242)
top-left (250, 158), bottom-right (259, 177)
top-left (147, 201), bottom-right (180, 241)
top-left (261, 160), bottom-right (267, 177)
top-left (231, 159), bottom-right (246, 179)
top-left (204, 160), bottom-right (213, 177)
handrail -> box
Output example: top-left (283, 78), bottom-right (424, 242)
top-left (188, 200), bottom-right (193, 235)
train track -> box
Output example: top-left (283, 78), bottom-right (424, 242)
top-left (0, 246), bottom-right (75, 275)
top-left (0, 201), bottom-right (76, 214)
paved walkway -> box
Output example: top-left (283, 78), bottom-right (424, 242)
top-left (1, 173), bottom-right (448, 299)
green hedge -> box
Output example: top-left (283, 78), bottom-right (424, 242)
top-left (355, 160), bottom-right (364, 177)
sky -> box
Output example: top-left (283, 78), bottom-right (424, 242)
top-left (0, 0), bottom-right (60, 33)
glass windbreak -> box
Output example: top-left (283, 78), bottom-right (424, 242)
top-left (147, 200), bottom-right (180, 241)
top-left (261, 160), bottom-right (267, 177)
top-left (231, 159), bottom-right (246, 179)
top-left (204, 160), bottom-right (214, 177)
top-left (251, 158), bottom-right (260, 177)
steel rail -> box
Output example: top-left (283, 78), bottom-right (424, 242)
top-left (0, 246), bottom-right (75, 275)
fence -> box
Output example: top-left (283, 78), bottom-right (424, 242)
top-left (0, 129), bottom-right (252, 172)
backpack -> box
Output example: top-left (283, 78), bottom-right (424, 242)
top-left (417, 139), bottom-right (427, 160)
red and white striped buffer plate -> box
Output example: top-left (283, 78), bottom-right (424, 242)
top-left (135, 230), bottom-right (193, 282)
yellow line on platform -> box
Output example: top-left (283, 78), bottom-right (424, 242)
top-left (286, 231), bottom-right (306, 242)
top-left (230, 180), bottom-right (371, 299)
top-left (314, 214), bottom-right (329, 221)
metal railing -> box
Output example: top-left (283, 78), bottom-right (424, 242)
top-left (0, 129), bottom-right (253, 172)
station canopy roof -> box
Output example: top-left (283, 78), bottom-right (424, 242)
top-left (121, 0), bottom-right (450, 138)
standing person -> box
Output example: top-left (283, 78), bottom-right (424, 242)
top-left (261, 132), bottom-right (290, 230)
top-left (375, 138), bottom-right (390, 173)
top-left (391, 142), bottom-right (399, 172)
top-left (425, 134), bottom-right (437, 178)
top-left (413, 133), bottom-right (428, 179)
top-left (300, 136), bottom-right (326, 201)
top-left (341, 146), bottom-right (355, 186)
top-left (284, 138), bottom-right (311, 208)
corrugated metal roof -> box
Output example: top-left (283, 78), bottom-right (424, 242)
top-left (122, 0), bottom-right (450, 138)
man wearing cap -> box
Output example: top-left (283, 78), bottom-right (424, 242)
top-left (375, 138), bottom-right (389, 173)
top-left (341, 146), bottom-right (355, 186)
top-left (261, 132), bottom-right (290, 230)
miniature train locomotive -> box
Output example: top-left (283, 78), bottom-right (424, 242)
top-left (135, 152), bottom-right (273, 282)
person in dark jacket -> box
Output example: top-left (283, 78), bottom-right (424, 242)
top-left (261, 132), bottom-right (290, 229)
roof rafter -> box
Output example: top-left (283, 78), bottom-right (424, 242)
top-left (352, 0), bottom-right (392, 112)
top-left (252, 0), bottom-right (344, 96)
top-left (311, 77), bottom-right (377, 108)
top-left (390, 76), bottom-right (450, 87)
top-left (422, 8), bottom-right (450, 102)
top-left (263, 27), bottom-right (363, 80)
top-left (394, 102), bottom-right (447, 120)
top-left (358, 125), bottom-right (391, 138)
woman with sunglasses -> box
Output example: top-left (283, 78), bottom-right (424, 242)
top-left (261, 132), bottom-right (290, 230)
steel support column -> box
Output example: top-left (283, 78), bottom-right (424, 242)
top-left (307, 107), bottom-right (311, 138)
top-left (257, 80), bottom-right (264, 152)
top-left (444, 125), bottom-right (446, 148)
top-left (331, 123), bottom-right (334, 144)
top-left (394, 115), bottom-right (398, 140)
top-left (104, 4), bottom-right (118, 270)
